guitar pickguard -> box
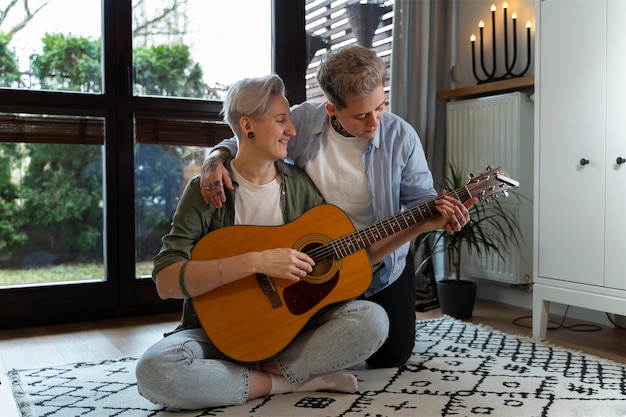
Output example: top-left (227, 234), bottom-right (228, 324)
top-left (283, 271), bottom-right (339, 315)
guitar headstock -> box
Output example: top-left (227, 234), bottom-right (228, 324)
top-left (465, 166), bottom-right (519, 203)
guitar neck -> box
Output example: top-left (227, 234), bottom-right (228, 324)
top-left (328, 186), bottom-right (470, 260)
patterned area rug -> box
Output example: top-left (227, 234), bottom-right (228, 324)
top-left (7, 317), bottom-right (626, 417)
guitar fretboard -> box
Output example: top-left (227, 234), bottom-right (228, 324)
top-left (307, 186), bottom-right (471, 263)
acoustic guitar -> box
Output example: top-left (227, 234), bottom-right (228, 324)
top-left (191, 166), bottom-right (519, 362)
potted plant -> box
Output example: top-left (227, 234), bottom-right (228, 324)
top-left (415, 164), bottom-right (523, 319)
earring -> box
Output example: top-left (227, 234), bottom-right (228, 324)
top-left (247, 131), bottom-right (255, 139)
top-left (331, 115), bottom-right (337, 121)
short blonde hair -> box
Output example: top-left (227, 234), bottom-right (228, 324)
top-left (221, 74), bottom-right (286, 138)
top-left (316, 45), bottom-right (386, 109)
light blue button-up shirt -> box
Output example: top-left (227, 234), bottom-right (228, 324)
top-left (219, 101), bottom-right (437, 297)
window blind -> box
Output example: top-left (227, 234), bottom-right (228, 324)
top-left (0, 113), bottom-right (105, 145)
top-left (0, 113), bottom-right (233, 147)
top-left (134, 117), bottom-right (233, 147)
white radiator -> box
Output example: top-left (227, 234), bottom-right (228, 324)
top-left (444, 92), bottom-right (534, 285)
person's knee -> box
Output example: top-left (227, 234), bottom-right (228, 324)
top-left (365, 314), bottom-right (415, 369)
top-left (365, 330), bottom-right (414, 368)
top-left (361, 301), bottom-right (390, 349)
top-left (136, 348), bottom-right (189, 407)
top-left (135, 352), bottom-right (165, 402)
top-left (374, 304), bottom-right (390, 342)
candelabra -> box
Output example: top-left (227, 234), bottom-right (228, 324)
top-left (470, 3), bottom-right (532, 84)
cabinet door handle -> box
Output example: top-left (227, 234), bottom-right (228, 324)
top-left (580, 158), bottom-right (589, 166)
top-left (617, 157), bottom-right (625, 165)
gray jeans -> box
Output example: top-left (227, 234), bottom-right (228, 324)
top-left (135, 299), bottom-right (389, 410)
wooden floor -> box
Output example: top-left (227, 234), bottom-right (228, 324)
top-left (1, 298), bottom-right (624, 416)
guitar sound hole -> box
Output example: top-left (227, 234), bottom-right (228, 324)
top-left (301, 241), bottom-right (335, 281)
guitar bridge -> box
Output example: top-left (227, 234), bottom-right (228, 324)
top-left (256, 274), bottom-right (283, 309)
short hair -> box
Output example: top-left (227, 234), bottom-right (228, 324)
top-left (222, 74), bottom-right (286, 138)
top-left (316, 44), bottom-right (386, 109)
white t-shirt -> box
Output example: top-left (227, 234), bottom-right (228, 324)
top-left (231, 165), bottom-right (283, 226)
top-left (305, 124), bottom-right (375, 230)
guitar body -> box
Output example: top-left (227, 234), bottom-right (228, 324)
top-left (191, 204), bottom-right (372, 362)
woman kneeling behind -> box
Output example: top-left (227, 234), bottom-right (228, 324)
top-left (135, 74), bottom-right (389, 410)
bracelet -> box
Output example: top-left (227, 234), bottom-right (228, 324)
top-left (218, 258), bottom-right (223, 288)
top-left (179, 260), bottom-right (192, 298)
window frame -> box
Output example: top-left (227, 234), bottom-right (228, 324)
top-left (0, 0), bottom-right (306, 328)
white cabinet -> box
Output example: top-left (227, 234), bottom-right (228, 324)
top-left (533, 0), bottom-right (626, 339)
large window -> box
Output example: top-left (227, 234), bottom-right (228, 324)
top-left (130, 0), bottom-right (272, 278)
top-left (2, 0), bottom-right (272, 95)
top-left (0, 0), bottom-right (107, 290)
top-left (0, 0), bottom-right (271, 289)
top-left (3, 0), bottom-right (103, 92)
top-left (0, 0), bottom-right (393, 326)
top-left (131, 0), bottom-right (271, 99)
top-left (0, 0), bottom-right (275, 326)
top-left (0, 119), bottom-right (106, 286)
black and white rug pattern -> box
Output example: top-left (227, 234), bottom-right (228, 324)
top-left (7, 317), bottom-right (626, 417)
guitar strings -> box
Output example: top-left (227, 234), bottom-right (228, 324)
top-left (303, 187), bottom-right (471, 264)
top-left (302, 171), bottom-right (514, 265)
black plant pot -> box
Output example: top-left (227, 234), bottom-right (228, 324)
top-left (436, 279), bottom-right (477, 319)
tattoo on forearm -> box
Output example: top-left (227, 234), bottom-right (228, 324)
top-left (201, 151), bottom-right (229, 176)
top-left (202, 161), bottom-right (221, 176)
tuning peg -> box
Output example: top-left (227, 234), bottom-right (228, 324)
top-left (502, 190), bottom-right (509, 198)
top-left (485, 164), bottom-right (495, 171)
top-left (467, 173), bottom-right (475, 180)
